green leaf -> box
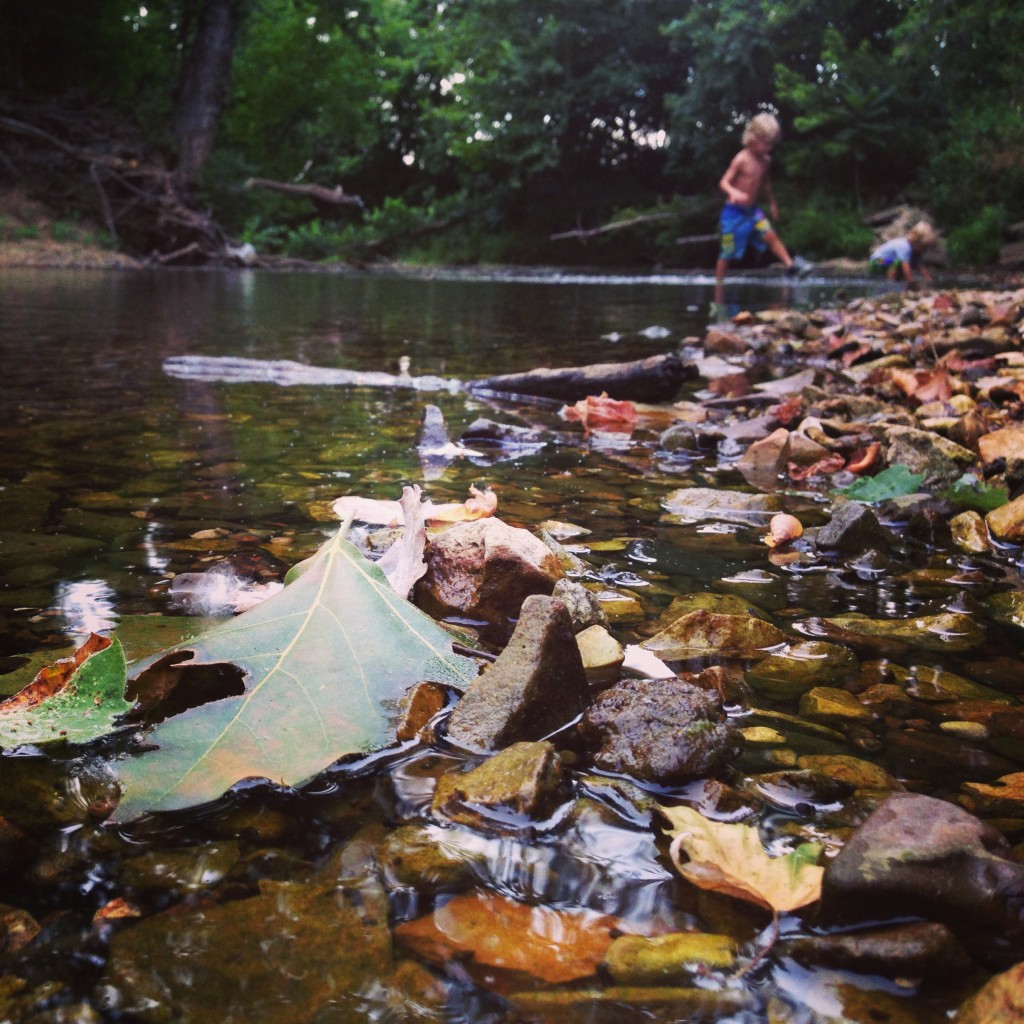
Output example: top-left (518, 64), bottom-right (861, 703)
top-left (0, 634), bottom-right (131, 748)
top-left (833, 465), bottom-right (925, 502)
top-left (111, 528), bottom-right (477, 823)
top-left (940, 473), bottom-right (1009, 512)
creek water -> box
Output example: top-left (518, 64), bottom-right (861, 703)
top-left (0, 266), bottom-right (1010, 1023)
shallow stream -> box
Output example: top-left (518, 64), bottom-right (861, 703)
top-left (0, 266), bottom-right (1016, 1023)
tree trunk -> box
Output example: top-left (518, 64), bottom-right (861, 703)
top-left (175, 0), bottom-right (238, 184)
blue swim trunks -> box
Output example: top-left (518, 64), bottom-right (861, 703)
top-left (719, 204), bottom-right (772, 262)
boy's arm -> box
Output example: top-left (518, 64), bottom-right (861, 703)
top-left (763, 177), bottom-right (779, 221)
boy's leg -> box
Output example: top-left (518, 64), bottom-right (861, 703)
top-left (714, 258), bottom-right (728, 303)
top-left (763, 230), bottom-right (793, 269)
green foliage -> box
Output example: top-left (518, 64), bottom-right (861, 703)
top-left (781, 191), bottom-right (875, 260)
top-left (834, 465), bottom-right (925, 502)
top-left (940, 473), bottom-right (1009, 513)
top-left (947, 206), bottom-right (1008, 268)
top-left (925, 105), bottom-right (1024, 235)
top-left (4, 0), bottom-right (1021, 266)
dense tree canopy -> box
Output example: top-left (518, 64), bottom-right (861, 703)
top-left (1, 0), bottom-right (1021, 265)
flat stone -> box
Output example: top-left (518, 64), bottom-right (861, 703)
top-left (602, 932), bottom-right (735, 985)
top-left (746, 641), bottom-right (859, 700)
top-left (575, 624), bottom-right (624, 687)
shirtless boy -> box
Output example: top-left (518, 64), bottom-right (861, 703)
top-left (715, 112), bottom-right (809, 297)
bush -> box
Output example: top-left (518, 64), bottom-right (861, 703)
top-left (946, 204), bottom-right (1007, 267)
top-left (781, 192), bottom-right (874, 260)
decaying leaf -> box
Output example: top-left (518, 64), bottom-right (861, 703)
top-left (111, 528), bottom-right (478, 823)
top-left (559, 392), bottom-right (639, 433)
top-left (394, 890), bottom-right (625, 984)
top-left (0, 634), bottom-right (132, 748)
top-left (660, 805), bottom-right (823, 913)
top-left (332, 485), bottom-right (497, 527)
top-left (424, 484), bottom-right (498, 523)
top-left (377, 484), bottom-right (429, 598)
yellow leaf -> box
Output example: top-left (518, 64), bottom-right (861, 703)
top-left (660, 805), bottom-right (823, 913)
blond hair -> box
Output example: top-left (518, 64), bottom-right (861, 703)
top-left (907, 220), bottom-right (938, 250)
top-left (743, 113), bottom-right (782, 146)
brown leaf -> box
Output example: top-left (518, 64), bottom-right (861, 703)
top-left (0, 633), bottom-right (111, 712)
top-left (768, 397), bottom-right (803, 427)
top-left (394, 891), bottom-right (624, 984)
top-left (787, 453), bottom-right (846, 481)
top-left (845, 442), bottom-right (881, 475)
top-left (560, 392), bottom-right (639, 433)
top-left (912, 368), bottom-right (953, 404)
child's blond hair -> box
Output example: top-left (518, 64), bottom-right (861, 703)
top-left (907, 220), bottom-right (938, 250)
top-left (743, 112), bottom-right (782, 146)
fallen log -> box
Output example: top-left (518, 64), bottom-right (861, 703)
top-left (469, 352), bottom-right (694, 403)
top-left (550, 211), bottom-right (675, 241)
top-left (243, 177), bottom-right (364, 210)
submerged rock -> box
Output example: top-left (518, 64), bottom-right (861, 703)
top-left (444, 595), bottom-right (589, 752)
top-left (377, 824), bottom-right (485, 894)
top-left (821, 792), bottom-right (1024, 965)
top-left (642, 609), bottom-right (787, 661)
top-left (578, 677), bottom-right (743, 785)
top-left (432, 741), bottom-right (567, 833)
top-left (601, 932), bottom-right (735, 984)
top-left (660, 487), bottom-right (782, 524)
top-left (102, 862), bottom-right (395, 1023)
top-left (816, 611), bottom-right (986, 653)
top-left (745, 641), bottom-right (859, 701)
top-left (785, 921), bottom-right (971, 978)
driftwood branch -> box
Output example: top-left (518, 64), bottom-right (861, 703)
top-left (469, 352), bottom-right (695, 403)
top-left (676, 232), bottom-right (718, 246)
top-left (243, 177), bottom-right (364, 209)
top-left (550, 211), bottom-right (676, 241)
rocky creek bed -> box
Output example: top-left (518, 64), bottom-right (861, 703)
top-left (3, 283), bottom-right (1024, 1022)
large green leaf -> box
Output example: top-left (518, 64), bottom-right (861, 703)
top-left (0, 634), bottom-right (131, 748)
top-left (111, 528), bottom-right (477, 824)
top-left (833, 465), bottom-right (924, 502)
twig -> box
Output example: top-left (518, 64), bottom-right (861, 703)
top-left (734, 910), bottom-right (780, 979)
top-left (550, 211), bottom-right (677, 241)
top-left (90, 163), bottom-right (118, 245)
